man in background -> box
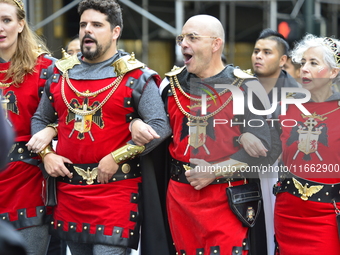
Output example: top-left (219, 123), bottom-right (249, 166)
top-left (251, 28), bottom-right (299, 255)
top-left (65, 36), bottom-right (81, 56)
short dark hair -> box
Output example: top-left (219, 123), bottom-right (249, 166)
top-left (78, 0), bottom-right (123, 36)
top-left (65, 34), bottom-right (79, 51)
top-left (256, 28), bottom-right (289, 56)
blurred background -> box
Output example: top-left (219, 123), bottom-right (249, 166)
top-left (24, 0), bottom-right (340, 78)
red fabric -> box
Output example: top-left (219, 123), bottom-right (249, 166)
top-left (280, 101), bottom-right (340, 183)
top-left (168, 88), bottom-right (241, 163)
top-left (53, 178), bottom-right (141, 238)
top-left (0, 55), bottom-right (52, 141)
top-left (167, 83), bottom-right (249, 254)
top-left (48, 67), bottom-right (159, 241)
top-left (0, 55), bottom-right (54, 229)
top-left (276, 101), bottom-right (340, 254)
top-left (51, 69), bottom-right (147, 163)
top-left (275, 192), bottom-right (340, 255)
top-left (167, 180), bottom-right (248, 255)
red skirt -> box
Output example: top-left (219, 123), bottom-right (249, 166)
top-left (0, 161), bottom-right (49, 229)
top-left (51, 177), bottom-right (141, 248)
top-left (167, 179), bottom-right (249, 255)
top-left (275, 192), bottom-right (340, 255)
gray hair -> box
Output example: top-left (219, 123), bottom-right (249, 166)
top-left (291, 34), bottom-right (340, 83)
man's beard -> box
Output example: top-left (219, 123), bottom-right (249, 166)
top-left (82, 44), bottom-right (103, 61)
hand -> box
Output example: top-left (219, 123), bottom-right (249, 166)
top-left (43, 153), bottom-right (73, 178)
top-left (131, 119), bottom-right (160, 146)
top-left (185, 158), bottom-right (216, 190)
top-left (97, 154), bottom-right (119, 184)
top-left (26, 127), bottom-right (57, 153)
top-left (239, 132), bottom-right (268, 158)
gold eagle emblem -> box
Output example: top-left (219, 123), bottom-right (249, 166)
top-left (183, 165), bottom-right (191, 171)
top-left (292, 178), bottom-right (323, 201)
top-left (73, 166), bottom-right (98, 185)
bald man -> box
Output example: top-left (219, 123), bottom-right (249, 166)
top-left (131, 14), bottom-right (276, 254)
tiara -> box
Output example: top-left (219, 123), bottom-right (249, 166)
top-left (323, 37), bottom-right (340, 68)
top-left (13, 0), bottom-right (24, 10)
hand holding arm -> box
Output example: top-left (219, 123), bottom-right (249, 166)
top-left (239, 132), bottom-right (268, 158)
top-left (131, 119), bottom-right (160, 146)
top-left (26, 126), bottom-right (57, 153)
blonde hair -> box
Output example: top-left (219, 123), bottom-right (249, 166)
top-left (0, 0), bottom-right (51, 85)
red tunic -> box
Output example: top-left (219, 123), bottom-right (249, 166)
top-left (0, 55), bottom-right (54, 229)
top-left (166, 79), bottom-right (249, 255)
top-left (48, 65), bottom-right (159, 248)
top-left (276, 101), bottom-right (340, 254)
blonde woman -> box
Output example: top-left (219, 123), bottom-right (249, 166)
top-left (0, 0), bottom-right (56, 254)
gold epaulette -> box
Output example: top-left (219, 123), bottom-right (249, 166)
top-left (233, 69), bottom-right (255, 79)
top-left (55, 48), bottom-right (81, 73)
top-left (165, 65), bottom-right (185, 77)
top-left (111, 52), bottom-right (145, 76)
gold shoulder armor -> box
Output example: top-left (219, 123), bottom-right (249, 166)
top-left (55, 49), bottom-right (81, 73)
top-left (234, 69), bottom-right (255, 79)
top-left (165, 65), bottom-right (185, 77)
top-left (111, 52), bottom-right (146, 76)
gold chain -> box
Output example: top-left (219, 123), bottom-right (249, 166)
top-left (64, 71), bottom-right (123, 97)
top-left (0, 81), bottom-right (14, 87)
top-left (320, 103), bottom-right (340, 117)
top-left (302, 101), bottom-right (340, 120)
top-left (169, 76), bottom-right (243, 120)
top-left (0, 70), bottom-right (14, 87)
top-left (173, 75), bottom-right (231, 102)
top-left (61, 72), bottom-right (124, 116)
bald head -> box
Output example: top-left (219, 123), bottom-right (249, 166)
top-left (185, 15), bottom-right (225, 46)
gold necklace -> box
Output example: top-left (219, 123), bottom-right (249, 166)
top-left (173, 74), bottom-right (231, 102)
top-left (61, 72), bottom-right (124, 116)
top-left (301, 101), bottom-right (340, 121)
top-left (169, 76), bottom-right (243, 120)
top-left (0, 81), bottom-right (14, 87)
top-left (0, 70), bottom-right (14, 87)
top-left (64, 71), bottom-right (123, 97)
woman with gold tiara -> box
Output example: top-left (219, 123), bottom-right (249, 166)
top-left (0, 0), bottom-right (56, 254)
top-left (272, 34), bottom-right (340, 254)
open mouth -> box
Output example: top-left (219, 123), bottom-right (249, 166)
top-left (302, 77), bottom-right (312, 83)
top-left (84, 38), bottom-right (95, 46)
top-left (183, 53), bottom-right (192, 63)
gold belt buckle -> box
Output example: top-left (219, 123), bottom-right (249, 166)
top-left (292, 177), bottom-right (324, 201)
top-left (74, 166), bottom-right (98, 185)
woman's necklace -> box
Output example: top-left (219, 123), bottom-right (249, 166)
top-left (0, 70), bottom-right (14, 87)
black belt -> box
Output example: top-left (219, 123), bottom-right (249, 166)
top-left (57, 157), bottom-right (141, 185)
top-left (273, 172), bottom-right (340, 203)
top-left (7, 141), bottom-right (39, 165)
top-left (170, 158), bottom-right (245, 185)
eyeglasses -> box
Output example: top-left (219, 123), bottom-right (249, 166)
top-left (176, 33), bottom-right (218, 46)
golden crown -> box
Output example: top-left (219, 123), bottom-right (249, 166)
top-left (323, 37), bottom-right (340, 68)
top-left (13, 0), bottom-right (24, 10)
